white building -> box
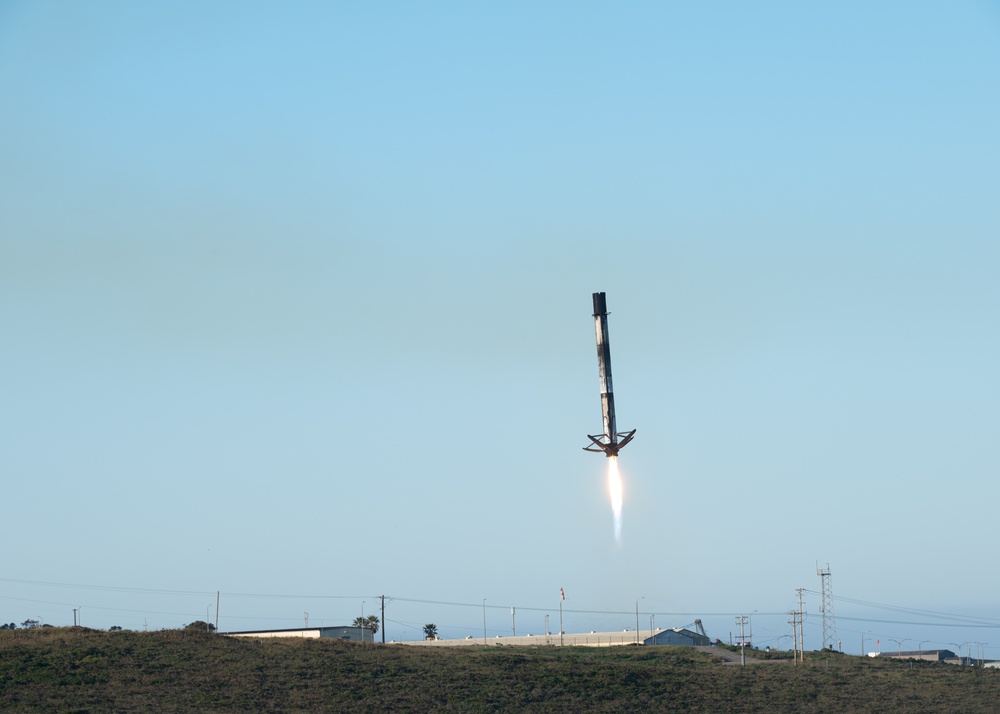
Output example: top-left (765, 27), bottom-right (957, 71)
top-left (225, 626), bottom-right (371, 642)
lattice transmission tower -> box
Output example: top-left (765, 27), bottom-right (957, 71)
top-left (817, 562), bottom-right (837, 650)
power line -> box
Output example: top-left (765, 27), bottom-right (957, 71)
top-left (0, 577), bottom-right (213, 596)
top-left (834, 615), bottom-right (1000, 629)
top-left (8, 575), bottom-right (1000, 637)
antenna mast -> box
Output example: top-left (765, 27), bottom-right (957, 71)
top-left (817, 562), bottom-right (837, 650)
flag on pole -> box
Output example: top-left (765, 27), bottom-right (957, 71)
top-left (560, 587), bottom-right (565, 600)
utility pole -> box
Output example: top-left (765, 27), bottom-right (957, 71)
top-left (381, 595), bottom-right (385, 644)
top-left (511, 607), bottom-right (516, 638)
top-left (788, 610), bottom-right (800, 665)
top-left (796, 588), bottom-right (806, 663)
top-left (736, 615), bottom-right (748, 666)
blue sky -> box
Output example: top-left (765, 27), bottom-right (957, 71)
top-left (2, 1), bottom-right (999, 654)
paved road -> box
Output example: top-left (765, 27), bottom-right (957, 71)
top-left (693, 646), bottom-right (788, 665)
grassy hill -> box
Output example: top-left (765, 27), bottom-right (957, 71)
top-left (2, 627), bottom-right (999, 712)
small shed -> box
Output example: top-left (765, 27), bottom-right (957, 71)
top-left (643, 628), bottom-right (711, 647)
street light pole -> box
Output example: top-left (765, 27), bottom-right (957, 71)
top-left (736, 615), bottom-right (748, 667)
top-left (635, 597), bottom-right (644, 645)
top-left (559, 599), bottom-right (563, 646)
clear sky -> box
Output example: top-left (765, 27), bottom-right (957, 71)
top-left (2, 1), bottom-right (999, 654)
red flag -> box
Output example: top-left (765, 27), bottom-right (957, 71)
top-left (560, 587), bottom-right (565, 600)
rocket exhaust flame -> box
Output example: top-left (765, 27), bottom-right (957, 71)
top-left (608, 456), bottom-right (624, 543)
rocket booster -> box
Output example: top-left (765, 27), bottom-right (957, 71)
top-left (584, 292), bottom-right (635, 458)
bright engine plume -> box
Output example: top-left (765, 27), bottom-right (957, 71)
top-left (608, 456), bottom-right (624, 542)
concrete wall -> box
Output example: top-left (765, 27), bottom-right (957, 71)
top-left (400, 630), bottom-right (658, 648)
top-left (228, 629), bottom-right (321, 639)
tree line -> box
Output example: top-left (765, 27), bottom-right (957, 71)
top-left (1, 619), bottom-right (49, 630)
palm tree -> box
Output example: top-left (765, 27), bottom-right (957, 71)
top-left (352, 615), bottom-right (379, 636)
top-left (423, 623), bottom-right (438, 640)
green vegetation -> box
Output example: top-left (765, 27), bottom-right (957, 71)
top-left (2, 627), bottom-right (1000, 712)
